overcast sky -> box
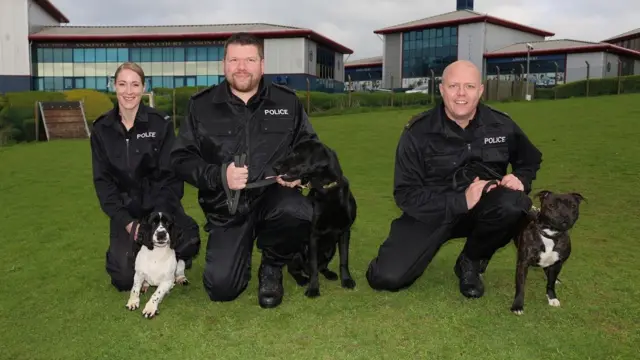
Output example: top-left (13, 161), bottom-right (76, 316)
top-left (49, 0), bottom-right (639, 60)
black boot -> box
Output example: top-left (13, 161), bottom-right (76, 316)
top-left (258, 263), bottom-right (284, 309)
top-left (454, 253), bottom-right (485, 298)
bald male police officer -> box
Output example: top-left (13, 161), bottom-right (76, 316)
top-left (170, 33), bottom-right (316, 308)
top-left (366, 60), bottom-right (543, 298)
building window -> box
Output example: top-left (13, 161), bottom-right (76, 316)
top-left (402, 26), bottom-right (458, 79)
top-left (316, 46), bottom-right (335, 79)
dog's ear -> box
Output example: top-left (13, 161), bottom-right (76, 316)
top-left (534, 190), bottom-right (553, 203)
top-left (137, 221), bottom-right (154, 250)
top-left (570, 192), bottom-right (586, 204)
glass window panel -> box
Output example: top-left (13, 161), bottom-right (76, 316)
top-left (96, 76), bottom-right (107, 91)
top-left (196, 75), bottom-right (207, 86)
top-left (186, 76), bottom-right (196, 87)
top-left (429, 29), bottom-right (436, 38)
top-left (73, 49), bottom-right (84, 62)
top-left (44, 77), bottom-right (54, 90)
top-left (163, 76), bottom-right (173, 88)
top-left (52, 49), bottom-right (62, 62)
top-left (207, 47), bottom-right (219, 61)
top-left (207, 75), bottom-right (218, 85)
top-left (131, 48), bottom-right (141, 62)
top-left (174, 76), bottom-right (185, 88)
top-left (61, 49), bottom-right (72, 63)
top-left (416, 31), bottom-right (422, 40)
top-left (75, 77), bottom-right (85, 88)
top-left (37, 77), bottom-right (44, 90)
top-left (197, 47), bottom-right (207, 61)
top-left (162, 48), bottom-right (173, 62)
top-left (451, 26), bottom-right (457, 36)
top-left (151, 76), bottom-right (162, 88)
top-left (152, 48), bottom-right (163, 62)
top-left (174, 48), bottom-right (185, 62)
top-left (106, 49), bottom-right (118, 62)
top-left (436, 28), bottom-right (443, 37)
top-left (186, 48), bottom-right (197, 61)
top-left (443, 27), bottom-right (450, 37)
top-left (64, 77), bottom-right (73, 89)
top-left (118, 48), bottom-right (129, 62)
top-left (53, 77), bottom-right (63, 90)
top-left (85, 49), bottom-right (96, 62)
top-left (95, 48), bottom-right (106, 62)
top-left (36, 48), bottom-right (43, 62)
top-left (85, 76), bottom-right (96, 89)
top-left (141, 49), bottom-right (151, 62)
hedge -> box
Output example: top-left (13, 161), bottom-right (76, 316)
top-left (532, 74), bottom-right (640, 100)
top-left (63, 89), bottom-right (114, 123)
top-left (0, 91), bottom-right (66, 145)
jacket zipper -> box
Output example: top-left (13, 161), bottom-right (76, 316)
top-left (125, 138), bottom-right (130, 169)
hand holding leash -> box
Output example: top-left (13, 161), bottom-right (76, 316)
top-left (226, 161), bottom-right (249, 190)
top-left (465, 177), bottom-right (498, 210)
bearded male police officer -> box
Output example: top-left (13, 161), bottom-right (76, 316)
top-left (366, 60), bottom-right (543, 298)
top-left (170, 33), bottom-right (316, 308)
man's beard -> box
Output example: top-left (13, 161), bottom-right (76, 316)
top-left (229, 72), bottom-right (260, 92)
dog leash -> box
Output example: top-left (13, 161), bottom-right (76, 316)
top-left (222, 153), bottom-right (299, 215)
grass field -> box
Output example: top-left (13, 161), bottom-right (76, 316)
top-left (1, 94), bottom-right (639, 359)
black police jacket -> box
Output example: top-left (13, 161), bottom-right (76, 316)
top-left (170, 79), bottom-right (317, 227)
top-left (394, 102), bottom-right (542, 225)
top-left (90, 103), bottom-right (183, 230)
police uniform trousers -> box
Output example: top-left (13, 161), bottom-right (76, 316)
top-left (366, 186), bottom-right (532, 291)
top-left (203, 185), bottom-right (312, 302)
top-left (105, 207), bottom-right (201, 292)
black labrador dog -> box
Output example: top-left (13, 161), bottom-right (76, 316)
top-left (273, 139), bottom-right (357, 298)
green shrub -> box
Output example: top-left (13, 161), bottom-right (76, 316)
top-left (554, 75), bottom-right (640, 99)
top-left (63, 89), bottom-right (114, 122)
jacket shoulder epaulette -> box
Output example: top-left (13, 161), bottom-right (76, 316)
top-left (271, 82), bottom-right (296, 95)
top-left (190, 85), bottom-right (216, 100)
top-left (145, 105), bottom-right (171, 122)
top-left (404, 109), bottom-right (433, 130)
top-left (485, 104), bottom-right (511, 119)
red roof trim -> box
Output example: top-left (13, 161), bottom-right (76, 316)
top-left (374, 15), bottom-right (554, 37)
top-left (345, 62), bottom-right (383, 68)
top-left (484, 44), bottom-right (640, 59)
top-left (28, 29), bottom-right (353, 54)
top-left (34, 0), bottom-right (70, 23)
top-left (603, 32), bottom-right (640, 44)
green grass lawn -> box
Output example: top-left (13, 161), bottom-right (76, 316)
top-left (1, 94), bottom-right (639, 359)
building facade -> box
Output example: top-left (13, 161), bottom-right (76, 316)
top-left (1, 0), bottom-right (352, 93)
top-left (344, 56), bottom-right (383, 91)
top-left (485, 40), bottom-right (640, 87)
top-left (602, 28), bottom-right (640, 52)
top-left (372, 9), bottom-right (554, 89)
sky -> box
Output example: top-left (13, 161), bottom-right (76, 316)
top-left (48, 0), bottom-right (639, 61)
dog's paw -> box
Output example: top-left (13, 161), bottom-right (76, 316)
top-left (547, 296), bottom-right (561, 307)
top-left (320, 269), bottom-right (338, 281)
top-left (341, 278), bottom-right (356, 289)
top-left (175, 275), bottom-right (189, 286)
top-left (142, 302), bottom-right (159, 319)
top-left (304, 287), bottom-right (320, 298)
top-left (510, 305), bottom-right (524, 315)
top-left (126, 297), bottom-right (140, 310)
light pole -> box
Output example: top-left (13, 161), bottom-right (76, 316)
top-left (525, 43), bottom-right (534, 101)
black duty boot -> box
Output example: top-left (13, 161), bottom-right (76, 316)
top-left (258, 263), bottom-right (284, 308)
top-left (454, 253), bottom-right (485, 298)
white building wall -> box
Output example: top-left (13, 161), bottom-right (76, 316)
top-left (603, 53), bottom-right (620, 77)
top-left (0, 0), bottom-right (31, 76)
top-left (333, 52), bottom-right (344, 82)
top-left (457, 22), bottom-right (486, 74)
top-left (305, 39), bottom-right (317, 76)
top-left (263, 38), bottom-right (305, 74)
top-left (566, 52), bottom-right (605, 82)
top-left (484, 23), bottom-right (546, 53)
top-left (635, 60), bottom-right (640, 75)
top-left (28, 0), bottom-right (59, 33)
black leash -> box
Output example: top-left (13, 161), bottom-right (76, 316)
top-left (221, 152), bottom-right (298, 215)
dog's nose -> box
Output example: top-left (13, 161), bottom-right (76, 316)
top-left (157, 230), bottom-right (167, 239)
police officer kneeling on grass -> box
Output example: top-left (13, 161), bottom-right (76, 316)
top-left (90, 62), bottom-right (201, 292)
top-left (366, 60), bottom-right (543, 299)
top-left (170, 33), bottom-right (317, 308)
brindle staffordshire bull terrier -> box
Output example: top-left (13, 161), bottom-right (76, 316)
top-left (511, 190), bottom-right (585, 315)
